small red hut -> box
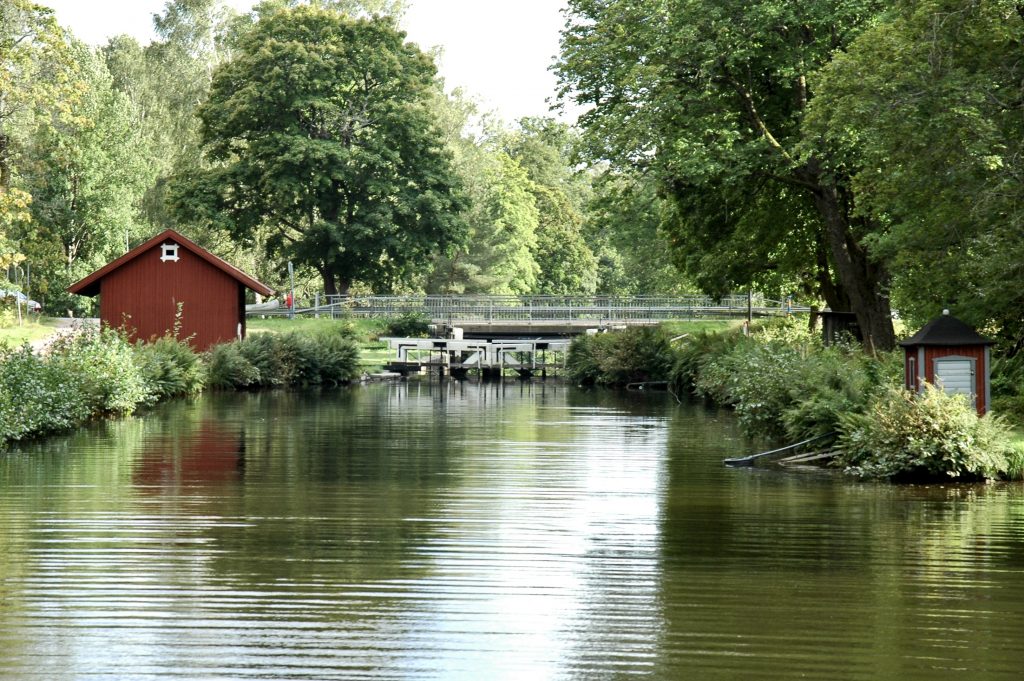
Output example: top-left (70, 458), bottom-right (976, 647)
top-left (900, 310), bottom-right (994, 416)
top-left (68, 229), bottom-right (273, 351)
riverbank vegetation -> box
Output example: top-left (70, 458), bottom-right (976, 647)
top-left (568, 321), bottom-right (1024, 481)
top-left (0, 326), bottom-right (359, 449)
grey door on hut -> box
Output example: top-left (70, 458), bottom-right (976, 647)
top-left (934, 357), bottom-right (975, 398)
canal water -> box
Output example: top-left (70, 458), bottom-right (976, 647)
top-left (2, 383), bottom-right (1024, 680)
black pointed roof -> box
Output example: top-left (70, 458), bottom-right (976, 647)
top-left (899, 313), bottom-right (995, 347)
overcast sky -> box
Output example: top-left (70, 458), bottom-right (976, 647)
top-left (41, 0), bottom-right (573, 124)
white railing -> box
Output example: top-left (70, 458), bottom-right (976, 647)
top-left (251, 294), bottom-right (807, 322)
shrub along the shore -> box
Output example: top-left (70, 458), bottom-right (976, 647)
top-left (207, 327), bottom-right (360, 389)
top-left (567, 320), bottom-right (1023, 481)
top-left (839, 385), bottom-right (1023, 481)
top-left (0, 326), bottom-right (360, 449)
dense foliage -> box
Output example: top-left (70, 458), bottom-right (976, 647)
top-left (0, 326), bottom-right (360, 449)
top-left (383, 312), bottom-right (431, 339)
top-left (6, 0), bottom-right (680, 322)
top-left (566, 326), bottom-right (675, 387)
top-left (683, 325), bottom-right (897, 440)
top-left (838, 386), bottom-right (1022, 481)
top-left (557, 0), bottom-right (898, 351)
top-left (206, 327), bottom-right (360, 390)
top-left (567, 321), bottom-right (1021, 480)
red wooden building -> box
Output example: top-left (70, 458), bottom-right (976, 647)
top-left (68, 229), bottom-right (273, 351)
top-left (900, 310), bottom-right (994, 416)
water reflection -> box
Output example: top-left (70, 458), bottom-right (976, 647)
top-left (134, 421), bottom-right (245, 490)
top-left (2, 384), bottom-right (1024, 679)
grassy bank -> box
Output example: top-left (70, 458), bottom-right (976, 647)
top-left (0, 317), bottom-right (63, 346)
top-left (567, 320), bottom-right (1024, 481)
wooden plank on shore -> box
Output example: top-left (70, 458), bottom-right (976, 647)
top-left (778, 450), bottom-right (838, 465)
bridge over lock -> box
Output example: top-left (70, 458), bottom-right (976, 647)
top-left (249, 294), bottom-right (806, 335)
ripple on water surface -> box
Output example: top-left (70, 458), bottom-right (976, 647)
top-left (2, 383), bottom-right (1024, 680)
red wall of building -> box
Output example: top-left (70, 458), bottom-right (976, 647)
top-left (99, 242), bottom-right (243, 351)
top-left (907, 345), bottom-right (988, 415)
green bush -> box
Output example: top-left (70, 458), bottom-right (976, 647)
top-left (990, 352), bottom-right (1024, 418)
top-left (0, 299), bottom-right (14, 327)
top-left (0, 324), bottom-right (361, 449)
top-left (837, 385), bottom-right (1018, 480)
top-left (566, 333), bottom-right (604, 385)
top-left (48, 328), bottom-right (149, 415)
top-left (566, 327), bottom-right (676, 386)
top-left (310, 327), bottom-right (361, 385)
top-left (206, 341), bottom-right (261, 390)
top-left (0, 344), bottom-right (89, 444)
top-left (136, 335), bottom-right (206, 403)
top-left (670, 327), bottom-right (746, 393)
top-left (384, 312), bottom-right (431, 338)
top-left (207, 328), bottom-right (360, 390)
top-left (0, 328), bottom-right (154, 447)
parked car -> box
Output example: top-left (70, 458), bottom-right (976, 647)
top-left (0, 289), bottom-right (42, 312)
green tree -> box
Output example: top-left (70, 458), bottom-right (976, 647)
top-left (16, 41), bottom-right (149, 308)
top-left (502, 118), bottom-right (598, 295)
top-left (809, 0), bottom-right (1024, 339)
top-left (428, 149), bottom-right (539, 294)
top-left (103, 0), bottom-right (236, 233)
top-left (557, 0), bottom-right (896, 350)
top-left (0, 1), bottom-right (76, 274)
top-left (172, 5), bottom-right (465, 294)
top-left (0, 0), bottom-right (76, 188)
top-left (586, 172), bottom-right (696, 294)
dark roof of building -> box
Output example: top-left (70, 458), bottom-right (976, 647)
top-left (899, 313), bottom-right (995, 347)
top-left (68, 229), bottom-right (273, 297)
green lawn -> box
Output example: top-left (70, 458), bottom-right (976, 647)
top-left (0, 317), bottom-right (63, 347)
top-left (248, 316), bottom-right (387, 342)
top-left (659, 320), bottom-right (744, 336)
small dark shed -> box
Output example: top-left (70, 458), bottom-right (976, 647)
top-left (68, 229), bottom-right (273, 351)
top-left (819, 310), bottom-right (862, 346)
top-left (899, 311), bottom-right (994, 416)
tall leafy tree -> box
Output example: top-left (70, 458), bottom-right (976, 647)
top-left (0, 0), bottom-right (75, 188)
top-left (427, 147), bottom-right (540, 294)
top-left (16, 41), bottom-right (149, 308)
top-left (0, 0), bottom-right (75, 274)
top-left (422, 90), bottom-right (543, 294)
top-left (586, 172), bottom-right (697, 294)
top-left (103, 0), bottom-right (236, 232)
top-left (502, 118), bottom-right (599, 295)
top-left (172, 5), bottom-right (465, 294)
top-left (809, 0), bottom-right (1024, 340)
top-left (557, 0), bottom-right (897, 350)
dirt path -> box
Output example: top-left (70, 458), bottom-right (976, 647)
top-left (29, 318), bottom-right (99, 354)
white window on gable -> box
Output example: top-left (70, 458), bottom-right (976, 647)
top-left (160, 242), bottom-right (180, 262)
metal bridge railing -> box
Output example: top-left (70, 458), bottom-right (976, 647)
top-left (251, 294), bottom-right (806, 322)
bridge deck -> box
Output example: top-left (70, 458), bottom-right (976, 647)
top-left (248, 294), bottom-right (808, 323)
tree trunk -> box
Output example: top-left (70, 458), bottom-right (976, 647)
top-left (321, 269), bottom-right (338, 296)
top-left (320, 266), bottom-right (353, 297)
top-left (815, 237), bottom-right (850, 311)
top-left (0, 131), bottom-right (10, 189)
top-left (808, 178), bottom-right (895, 353)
